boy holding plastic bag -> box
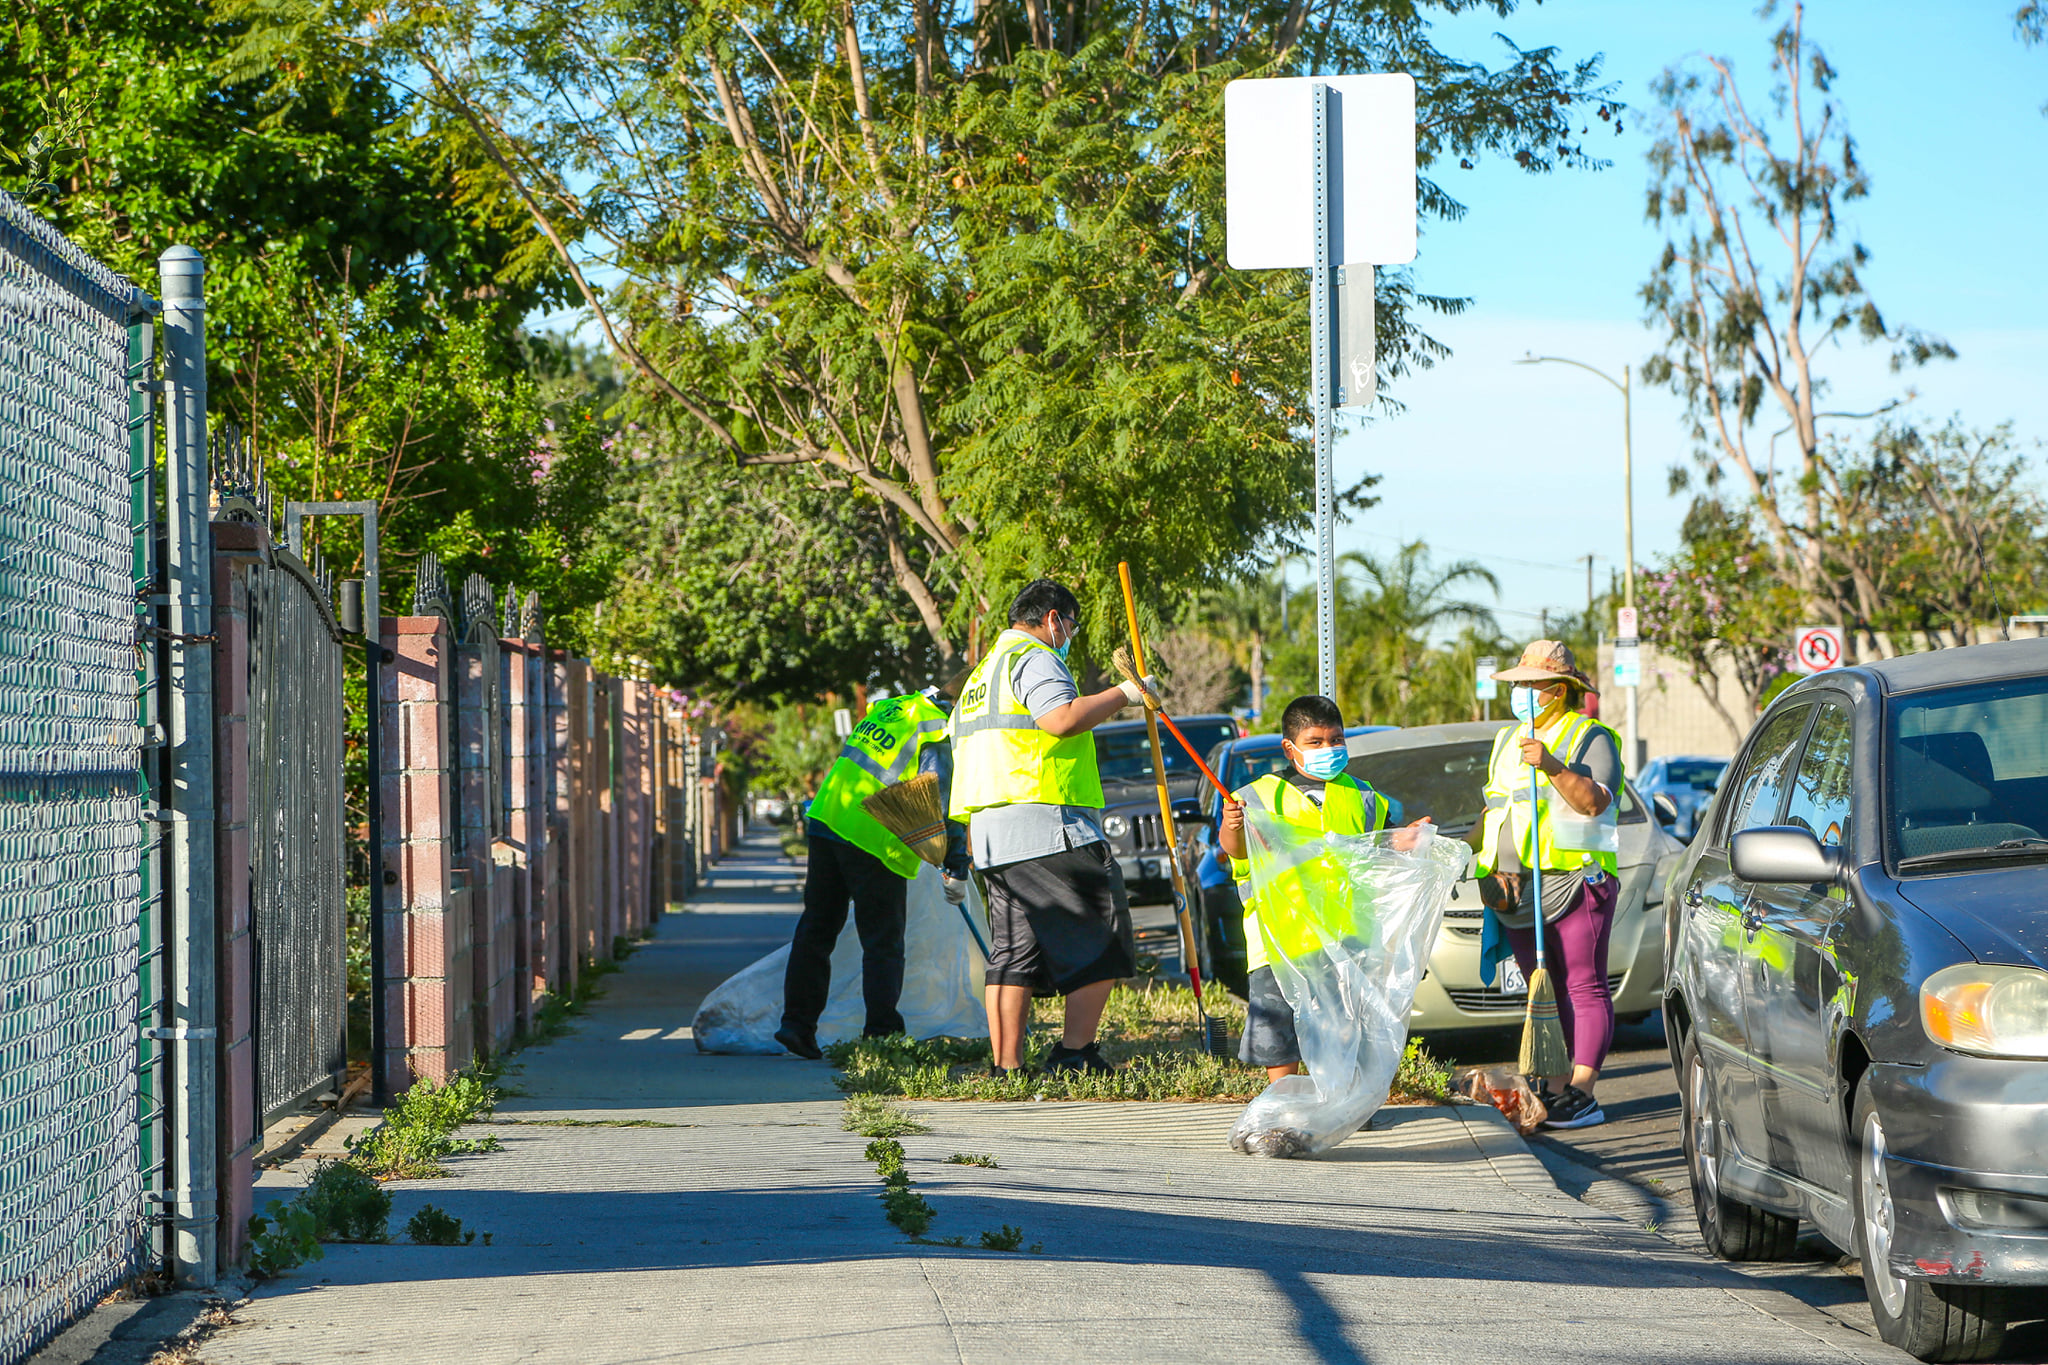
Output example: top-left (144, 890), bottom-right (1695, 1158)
top-left (1217, 696), bottom-right (1463, 1157)
top-left (1217, 697), bottom-right (1391, 1081)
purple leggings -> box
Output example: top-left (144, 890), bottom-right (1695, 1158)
top-left (1505, 874), bottom-right (1620, 1074)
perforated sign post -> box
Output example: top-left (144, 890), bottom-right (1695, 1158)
top-left (1791, 625), bottom-right (1845, 674)
top-left (1226, 74), bottom-right (1416, 698)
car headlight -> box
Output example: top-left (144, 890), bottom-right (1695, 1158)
top-left (1101, 814), bottom-right (1129, 839)
top-left (1921, 963), bottom-right (2048, 1058)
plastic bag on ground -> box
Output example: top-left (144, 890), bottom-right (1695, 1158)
top-left (1228, 815), bottom-right (1464, 1157)
top-left (1453, 1065), bottom-right (1549, 1135)
top-left (693, 861), bottom-right (990, 1053)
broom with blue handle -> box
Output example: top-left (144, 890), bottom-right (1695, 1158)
top-left (1516, 722), bottom-right (1571, 1081)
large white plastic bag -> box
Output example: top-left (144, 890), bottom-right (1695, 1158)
top-left (1228, 814), bottom-right (1464, 1156)
top-left (693, 861), bottom-right (990, 1053)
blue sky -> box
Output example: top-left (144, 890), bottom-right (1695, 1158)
top-left (1325, 0), bottom-right (2048, 635)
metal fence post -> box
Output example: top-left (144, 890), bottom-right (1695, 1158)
top-left (159, 244), bottom-right (217, 1286)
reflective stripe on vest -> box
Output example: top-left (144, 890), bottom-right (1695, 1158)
top-left (946, 629), bottom-right (1104, 818)
top-left (1230, 773), bottom-right (1389, 970)
top-left (1474, 711), bottom-right (1621, 877)
top-left (808, 692), bottom-right (952, 878)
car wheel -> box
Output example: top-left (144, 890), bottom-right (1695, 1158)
top-left (1679, 1028), bottom-right (1799, 1260)
top-left (1852, 1086), bottom-right (2008, 1362)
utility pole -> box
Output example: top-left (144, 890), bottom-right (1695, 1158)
top-left (1579, 554), bottom-right (1595, 620)
top-left (1518, 354), bottom-right (1639, 775)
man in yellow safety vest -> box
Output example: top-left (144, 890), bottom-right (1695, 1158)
top-left (949, 579), bottom-right (1161, 1078)
top-left (775, 686), bottom-right (969, 1060)
top-left (1476, 639), bottom-right (1623, 1130)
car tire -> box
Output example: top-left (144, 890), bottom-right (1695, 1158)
top-left (1679, 1028), bottom-right (1799, 1260)
top-left (1852, 1086), bottom-right (2009, 1362)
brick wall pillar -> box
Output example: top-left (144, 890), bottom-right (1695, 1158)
top-left (380, 615), bottom-right (470, 1089)
top-left (210, 521), bottom-right (264, 1267)
top-left (566, 660), bottom-right (593, 966)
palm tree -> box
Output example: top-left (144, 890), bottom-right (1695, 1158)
top-left (1197, 563), bottom-right (1293, 724)
top-left (1337, 543), bottom-right (1500, 721)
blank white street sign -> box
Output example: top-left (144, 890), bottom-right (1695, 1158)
top-left (1224, 74), bottom-right (1417, 269)
top-left (1791, 625), bottom-right (1845, 674)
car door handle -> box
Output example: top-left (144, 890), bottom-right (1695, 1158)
top-left (1739, 905), bottom-right (1764, 936)
top-left (1683, 882), bottom-right (1703, 909)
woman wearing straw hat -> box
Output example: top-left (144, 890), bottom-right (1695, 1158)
top-left (1475, 640), bottom-right (1624, 1130)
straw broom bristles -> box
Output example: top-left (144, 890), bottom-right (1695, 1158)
top-left (1517, 967), bottom-right (1571, 1078)
top-left (861, 772), bottom-right (949, 867)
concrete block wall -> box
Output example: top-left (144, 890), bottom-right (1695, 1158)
top-left (381, 615), bottom-right (471, 1091)
top-left (377, 623), bottom-right (694, 1084)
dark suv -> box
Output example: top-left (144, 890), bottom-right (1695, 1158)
top-left (1663, 637), bottom-right (2048, 1361)
top-left (1092, 715), bottom-right (1239, 936)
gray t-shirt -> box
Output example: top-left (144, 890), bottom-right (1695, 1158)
top-left (1491, 720), bottom-right (1622, 922)
top-left (968, 644), bottom-right (1105, 869)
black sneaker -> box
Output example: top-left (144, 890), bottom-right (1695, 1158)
top-left (1045, 1042), bottom-right (1114, 1075)
top-left (1540, 1085), bottom-right (1606, 1130)
top-left (774, 1026), bottom-right (823, 1061)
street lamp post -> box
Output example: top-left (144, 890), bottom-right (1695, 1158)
top-left (1517, 354), bottom-right (1638, 776)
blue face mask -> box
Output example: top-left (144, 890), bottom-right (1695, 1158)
top-left (1510, 686), bottom-right (1540, 722)
top-left (1051, 616), bottom-right (1074, 662)
top-left (1294, 743), bottom-right (1348, 780)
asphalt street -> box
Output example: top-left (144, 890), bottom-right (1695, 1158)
top-left (1425, 1016), bottom-right (2048, 1363)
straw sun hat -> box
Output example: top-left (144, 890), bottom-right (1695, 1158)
top-left (1490, 639), bottom-right (1595, 691)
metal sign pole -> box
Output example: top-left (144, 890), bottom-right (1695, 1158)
top-left (1310, 82), bottom-right (1337, 700)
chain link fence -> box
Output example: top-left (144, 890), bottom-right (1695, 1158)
top-left (0, 190), bottom-right (153, 1365)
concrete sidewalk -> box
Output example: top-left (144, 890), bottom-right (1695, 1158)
top-left (203, 833), bottom-right (1910, 1364)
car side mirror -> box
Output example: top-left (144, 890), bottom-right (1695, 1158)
top-left (1653, 793), bottom-right (1679, 828)
top-left (1731, 826), bottom-right (1842, 885)
top-left (1172, 798), bottom-right (1204, 824)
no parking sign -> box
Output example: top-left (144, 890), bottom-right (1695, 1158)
top-left (1790, 625), bottom-right (1845, 674)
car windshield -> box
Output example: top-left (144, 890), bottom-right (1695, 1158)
top-left (1095, 720), bottom-right (1236, 784)
top-left (1349, 740), bottom-right (1495, 836)
top-left (1662, 759), bottom-right (1727, 790)
top-left (1889, 675), bottom-right (2048, 869)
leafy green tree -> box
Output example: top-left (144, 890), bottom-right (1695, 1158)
top-left (1641, 1), bottom-right (1952, 625)
top-left (1639, 505), bottom-right (1801, 746)
top-left (220, 0), bottom-right (1616, 695)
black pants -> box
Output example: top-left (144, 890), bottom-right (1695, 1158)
top-left (782, 835), bottom-right (907, 1039)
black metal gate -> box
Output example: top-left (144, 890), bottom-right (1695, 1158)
top-left (240, 479), bottom-right (347, 1121)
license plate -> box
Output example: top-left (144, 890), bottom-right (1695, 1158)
top-left (1497, 957), bottom-right (1526, 993)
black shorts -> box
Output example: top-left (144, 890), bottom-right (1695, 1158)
top-left (1238, 965), bottom-right (1300, 1068)
top-left (979, 841), bottom-right (1136, 993)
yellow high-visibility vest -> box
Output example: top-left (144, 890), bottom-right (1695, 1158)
top-left (947, 629), bottom-right (1104, 818)
top-left (1230, 772), bottom-right (1389, 969)
top-left (808, 692), bottom-right (952, 878)
top-left (1475, 711), bottom-right (1621, 878)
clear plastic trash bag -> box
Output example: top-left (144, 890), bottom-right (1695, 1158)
top-left (1227, 814), bottom-right (1465, 1157)
top-left (692, 861), bottom-right (991, 1053)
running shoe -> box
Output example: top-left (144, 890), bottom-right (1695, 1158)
top-left (1540, 1085), bottom-right (1606, 1130)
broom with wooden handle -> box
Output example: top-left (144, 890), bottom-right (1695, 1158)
top-left (1516, 751), bottom-right (1571, 1080)
top-left (862, 773), bottom-right (991, 960)
top-left (1118, 562), bottom-right (1231, 1058)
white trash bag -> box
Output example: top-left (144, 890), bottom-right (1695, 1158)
top-left (1228, 813), bottom-right (1464, 1157)
top-left (693, 862), bottom-right (990, 1053)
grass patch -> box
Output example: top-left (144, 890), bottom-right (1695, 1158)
top-left (299, 1159), bottom-right (390, 1242)
top-left (348, 1070), bottom-right (504, 1180)
top-left (978, 1224), bottom-right (1025, 1251)
top-left (404, 1204), bottom-right (479, 1246)
top-left (841, 1093), bottom-right (930, 1137)
top-left (828, 983), bottom-right (1455, 1105)
top-left (945, 1152), bottom-right (999, 1168)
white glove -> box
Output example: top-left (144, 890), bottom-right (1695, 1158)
top-left (942, 875), bottom-right (969, 905)
top-left (1116, 674), bottom-right (1164, 709)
